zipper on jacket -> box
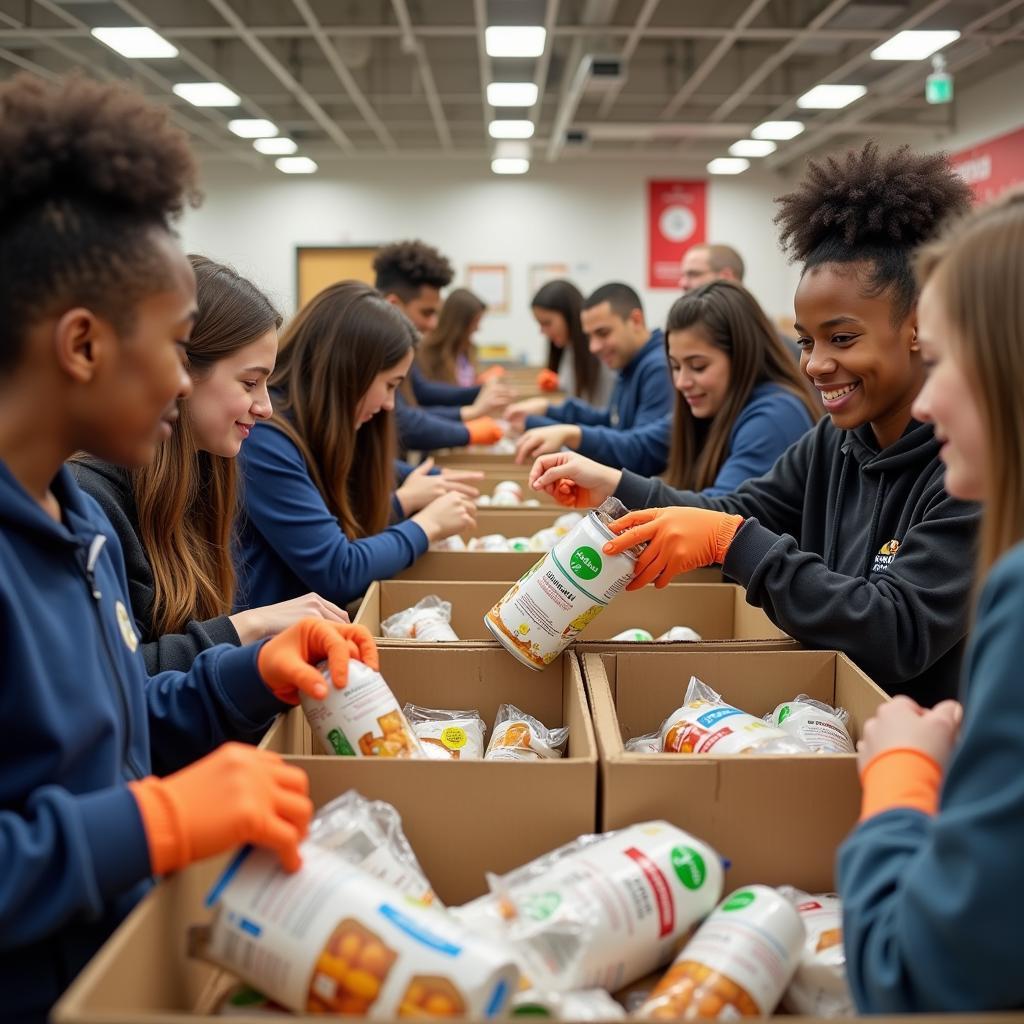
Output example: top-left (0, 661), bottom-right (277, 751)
top-left (80, 535), bottom-right (145, 780)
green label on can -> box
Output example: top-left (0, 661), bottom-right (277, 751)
top-left (723, 890), bottom-right (756, 911)
top-left (328, 728), bottom-right (355, 756)
top-left (569, 545), bottom-right (602, 581)
top-left (671, 846), bottom-right (708, 890)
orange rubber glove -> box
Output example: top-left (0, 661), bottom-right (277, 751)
top-left (258, 620), bottom-right (379, 704)
top-left (536, 368), bottom-right (560, 392)
top-left (477, 366), bottom-right (506, 384)
top-left (129, 744), bottom-right (313, 875)
top-left (603, 507), bottom-right (745, 589)
top-left (465, 416), bottom-right (503, 446)
top-left (859, 748), bottom-right (943, 822)
top-left (553, 478), bottom-right (600, 509)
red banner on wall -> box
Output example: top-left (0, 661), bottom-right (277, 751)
top-left (950, 125), bottom-right (1024, 203)
top-left (647, 180), bottom-right (707, 289)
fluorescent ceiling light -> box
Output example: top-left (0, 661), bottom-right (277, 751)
top-left (492, 158), bottom-right (530, 175)
top-left (751, 120), bottom-right (804, 140)
top-left (485, 26), bottom-right (546, 58)
top-left (707, 157), bottom-right (750, 175)
top-left (489, 119), bottom-right (534, 139)
top-left (871, 30), bottom-right (960, 61)
top-left (275, 156), bottom-right (318, 174)
top-left (797, 84), bottom-right (867, 109)
top-left (487, 82), bottom-right (539, 106)
top-left (493, 140), bottom-right (532, 160)
top-left (91, 26), bottom-right (178, 58)
top-left (172, 82), bottom-right (241, 107)
top-left (729, 139), bottom-right (777, 157)
top-left (228, 118), bottom-right (278, 138)
top-left (254, 137), bottom-right (297, 155)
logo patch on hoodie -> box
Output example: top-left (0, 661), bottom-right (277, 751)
top-left (872, 538), bottom-right (901, 573)
top-left (115, 600), bottom-right (139, 653)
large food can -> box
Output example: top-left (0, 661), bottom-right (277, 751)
top-left (484, 497), bottom-right (641, 669)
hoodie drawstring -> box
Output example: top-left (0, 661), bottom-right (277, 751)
top-left (826, 450), bottom-right (851, 571)
top-left (864, 472), bottom-right (888, 576)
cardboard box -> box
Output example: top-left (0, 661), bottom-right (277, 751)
top-left (431, 450), bottom-right (520, 468)
top-left (585, 649), bottom-right (888, 893)
top-left (464, 507), bottom-right (569, 537)
top-left (357, 579), bottom-right (781, 645)
top-left (398, 548), bottom-right (553, 582)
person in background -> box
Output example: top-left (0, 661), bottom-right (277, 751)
top-left (532, 278), bottom-right (615, 407)
top-left (419, 286), bottom-right (485, 387)
top-left (72, 256), bottom-right (349, 674)
top-left (532, 143), bottom-right (978, 705)
top-left (236, 281), bottom-right (476, 610)
top-left (839, 191), bottom-right (1024, 1014)
top-left (527, 280), bottom-right (818, 484)
top-left (510, 282), bottom-right (674, 464)
top-left (678, 242), bottom-right (745, 291)
top-left (0, 72), bottom-right (375, 1023)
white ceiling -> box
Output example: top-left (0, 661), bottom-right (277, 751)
top-left (0, 0), bottom-right (1021, 172)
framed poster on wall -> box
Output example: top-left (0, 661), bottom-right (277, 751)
top-left (466, 264), bottom-right (509, 313)
top-left (647, 180), bottom-right (707, 289)
top-left (528, 262), bottom-right (571, 296)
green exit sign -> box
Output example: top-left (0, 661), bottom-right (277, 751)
top-left (926, 72), bottom-right (954, 105)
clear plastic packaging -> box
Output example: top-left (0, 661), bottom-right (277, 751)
top-left (308, 791), bottom-right (438, 907)
top-left (656, 626), bottom-right (703, 642)
top-left (403, 704), bottom-right (488, 761)
top-left (778, 889), bottom-right (854, 1017)
top-left (381, 595), bottom-right (460, 642)
top-left (468, 534), bottom-right (512, 552)
top-left (484, 704), bottom-right (568, 761)
top-left (659, 677), bottom-right (810, 755)
top-left (610, 628), bottom-right (655, 642)
top-left (430, 534), bottom-right (467, 552)
top-left (767, 696), bottom-right (855, 754)
top-left (511, 988), bottom-right (626, 1019)
top-left (624, 731), bottom-right (662, 754)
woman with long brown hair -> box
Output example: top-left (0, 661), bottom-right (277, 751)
top-left (235, 280), bottom-right (475, 608)
top-left (73, 255), bottom-right (349, 672)
top-left (418, 286), bottom-right (485, 386)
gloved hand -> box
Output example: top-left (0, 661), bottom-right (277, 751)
top-left (552, 479), bottom-right (601, 509)
top-left (536, 368), bottom-right (560, 392)
top-left (258, 619), bottom-right (379, 704)
top-left (477, 365), bottom-right (506, 384)
top-left (129, 744), bottom-right (313, 875)
top-left (465, 416), bottom-right (503, 446)
top-left (603, 507), bottom-right (745, 589)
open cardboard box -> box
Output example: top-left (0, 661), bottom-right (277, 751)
top-left (356, 579), bottom-right (781, 646)
top-left (584, 649), bottom-right (889, 893)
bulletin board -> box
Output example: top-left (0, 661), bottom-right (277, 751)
top-left (466, 264), bottom-right (510, 313)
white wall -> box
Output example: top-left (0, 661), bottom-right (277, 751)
top-left (181, 159), bottom-right (799, 364)
top-left (932, 60), bottom-right (1024, 155)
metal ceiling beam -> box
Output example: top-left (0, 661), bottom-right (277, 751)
top-left (660, 0), bottom-right (773, 119)
top-left (204, 0), bottom-right (356, 155)
top-left (595, 0), bottom-right (661, 118)
top-left (291, 0), bottom-right (395, 151)
top-left (527, 0), bottom-right (559, 131)
top-left (472, 0), bottom-right (492, 143)
top-left (391, 0), bottom-right (452, 150)
top-left (578, 118), bottom-right (941, 140)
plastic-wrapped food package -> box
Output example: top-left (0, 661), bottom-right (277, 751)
top-left (778, 889), bottom-right (854, 1017)
top-left (430, 535), bottom-right (467, 552)
top-left (485, 497), bottom-right (645, 669)
top-left (484, 704), bottom-right (568, 761)
top-left (403, 704), bottom-right (488, 761)
top-left (381, 596), bottom-right (460, 642)
top-left (507, 537), bottom-right (532, 552)
top-left (659, 677), bottom-right (810, 755)
top-left (624, 732), bottom-right (661, 754)
top-left (300, 661), bottom-right (424, 758)
top-left (511, 988), bottom-right (626, 1019)
top-left (767, 696), bottom-right (855, 754)
top-left (191, 844), bottom-right (518, 1018)
top-left (468, 534), bottom-right (512, 552)
top-left (656, 626), bottom-right (703, 642)
top-left (610, 628), bottom-right (655, 642)
top-left (637, 886), bottom-right (805, 1020)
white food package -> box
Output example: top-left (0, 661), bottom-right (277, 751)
top-left (381, 595), bottom-right (459, 642)
top-left (659, 677), bottom-right (810, 755)
top-left (511, 988), bottom-right (626, 1019)
top-left (403, 704), bottom-right (487, 761)
top-left (484, 704), bottom-right (568, 761)
top-left (656, 626), bottom-right (703, 643)
top-left (468, 534), bottom-right (511, 552)
top-left (610, 628), bottom-right (655, 642)
top-left (624, 731), bottom-right (662, 754)
top-left (430, 535), bottom-right (467, 552)
top-left (767, 696), bottom-right (855, 754)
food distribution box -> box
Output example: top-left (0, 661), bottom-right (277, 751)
top-left (430, 450), bottom-right (520, 468)
top-left (584, 649), bottom-right (888, 893)
top-left (357, 579), bottom-right (781, 646)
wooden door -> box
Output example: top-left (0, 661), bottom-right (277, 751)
top-left (296, 246), bottom-right (380, 308)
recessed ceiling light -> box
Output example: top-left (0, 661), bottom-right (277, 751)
top-left (487, 82), bottom-right (539, 107)
top-left (492, 157), bottom-right (530, 175)
top-left (707, 157), bottom-right (750, 175)
top-left (228, 118), bottom-right (278, 138)
top-left (172, 82), bottom-right (241, 107)
top-left (254, 137), bottom-right (298, 155)
top-left (871, 30), bottom-right (960, 61)
top-left (485, 26), bottom-right (546, 58)
top-left (728, 139), bottom-right (777, 157)
top-left (493, 140), bottom-right (531, 160)
top-left (796, 84), bottom-right (867, 109)
top-left (488, 119), bottom-right (535, 139)
top-left (275, 156), bottom-right (318, 174)
top-left (91, 26), bottom-right (178, 59)
top-left (751, 120), bottom-right (805, 140)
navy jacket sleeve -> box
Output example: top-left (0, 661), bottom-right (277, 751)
top-left (410, 364), bottom-right (480, 407)
top-left (837, 544), bottom-right (1024, 1013)
top-left (239, 424), bottom-right (429, 605)
top-left (423, 405), bottom-right (464, 421)
top-left (395, 394), bottom-right (470, 451)
top-left (574, 414), bottom-right (671, 475)
top-left (531, 396), bottom-right (611, 429)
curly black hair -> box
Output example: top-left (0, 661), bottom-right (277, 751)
top-left (373, 239), bottom-right (453, 300)
top-left (774, 142), bottom-right (973, 323)
top-left (0, 73), bottom-right (200, 371)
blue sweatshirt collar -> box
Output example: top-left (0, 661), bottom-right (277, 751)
top-left (621, 328), bottom-right (665, 377)
top-left (0, 460), bottom-right (100, 550)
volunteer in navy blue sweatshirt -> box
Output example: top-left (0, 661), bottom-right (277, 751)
top-left (533, 144), bottom-right (979, 705)
top-left (236, 281), bottom-right (476, 611)
top-left (838, 191), bottom-right (1024, 1014)
top-left (0, 73), bottom-right (377, 1024)
top-left (510, 282), bottom-right (673, 467)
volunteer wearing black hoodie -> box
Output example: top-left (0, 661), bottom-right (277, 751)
top-left (531, 143), bottom-right (977, 704)
top-left (0, 74), bottom-right (375, 1023)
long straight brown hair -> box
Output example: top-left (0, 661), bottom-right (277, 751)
top-left (666, 280), bottom-right (819, 490)
top-left (269, 281), bottom-right (418, 539)
top-left (916, 191), bottom-right (1024, 580)
top-left (532, 279), bottom-right (602, 403)
top-left (133, 255), bottom-right (281, 634)
top-left (419, 287), bottom-right (485, 384)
